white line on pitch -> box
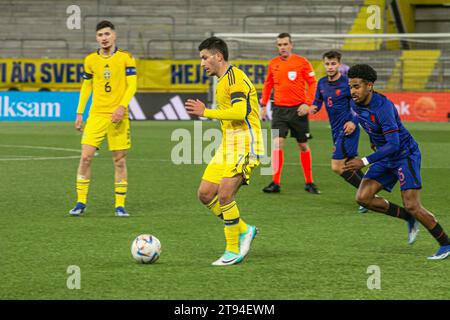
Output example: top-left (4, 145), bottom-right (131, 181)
top-left (0, 144), bottom-right (81, 153)
top-left (0, 144), bottom-right (81, 161)
top-left (0, 156), bottom-right (80, 161)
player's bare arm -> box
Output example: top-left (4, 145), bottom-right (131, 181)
top-left (342, 158), bottom-right (364, 171)
top-left (185, 99), bottom-right (206, 116)
top-left (75, 114), bottom-right (83, 131)
top-left (343, 121), bottom-right (356, 135)
top-left (260, 105), bottom-right (267, 121)
top-left (112, 105), bottom-right (126, 123)
top-left (297, 104), bottom-right (317, 116)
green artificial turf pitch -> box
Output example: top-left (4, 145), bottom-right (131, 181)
top-left (0, 121), bottom-right (449, 299)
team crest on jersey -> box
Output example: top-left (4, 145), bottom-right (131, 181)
top-left (103, 65), bottom-right (111, 80)
top-left (335, 89), bottom-right (341, 96)
top-left (288, 71), bottom-right (297, 81)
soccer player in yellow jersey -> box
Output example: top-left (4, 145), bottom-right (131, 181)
top-left (185, 37), bottom-right (264, 266)
top-left (69, 21), bottom-right (137, 217)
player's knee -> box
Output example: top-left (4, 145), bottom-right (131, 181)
top-left (80, 154), bottom-right (93, 166)
top-left (198, 189), bottom-right (214, 205)
top-left (404, 202), bottom-right (421, 215)
top-left (331, 162), bottom-right (343, 175)
top-left (355, 190), bottom-right (371, 207)
top-left (274, 138), bottom-right (284, 149)
top-left (217, 192), bottom-right (234, 206)
top-left (298, 143), bottom-right (309, 152)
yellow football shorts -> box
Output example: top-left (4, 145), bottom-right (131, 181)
top-left (81, 114), bottom-right (131, 151)
top-left (202, 147), bottom-right (260, 185)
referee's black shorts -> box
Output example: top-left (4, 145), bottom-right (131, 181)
top-left (271, 105), bottom-right (312, 143)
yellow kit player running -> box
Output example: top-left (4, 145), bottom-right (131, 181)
top-left (69, 20), bottom-right (137, 217)
top-left (185, 37), bottom-right (264, 266)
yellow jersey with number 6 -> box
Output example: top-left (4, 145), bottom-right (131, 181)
top-left (83, 48), bottom-right (136, 115)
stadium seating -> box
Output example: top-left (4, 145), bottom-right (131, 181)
top-left (0, 0), bottom-right (446, 90)
top-left (0, 0), bottom-right (364, 58)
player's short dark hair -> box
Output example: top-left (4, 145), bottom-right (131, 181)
top-left (277, 33), bottom-right (292, 42)
top-left (96, 20), bottom-right (115, 31)
top-left (348, 64), bottom-right (377, 83)
top-left (198, 37), bottom-right (229, 61)
top-left (323, 50), bottom-right (342, 62)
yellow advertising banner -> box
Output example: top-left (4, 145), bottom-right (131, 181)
top-left (151, 59), bottom-right (324, 91)
top-left (0, 59), bottom-right (84, 90)
top-left (0, 58), bottom-right (325, 92)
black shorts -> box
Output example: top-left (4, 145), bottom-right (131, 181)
top-left (271, 105), bottom-right (311, 143)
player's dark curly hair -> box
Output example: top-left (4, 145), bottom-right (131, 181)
top-left (96, 20), bottom-right (115, 31)
top-left (198, 37), bottom-right (229, 61)
top-left (348, 64), bottom-right (377, 83)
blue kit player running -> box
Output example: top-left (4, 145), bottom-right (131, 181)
top-left (344, 64), bottom-right (450, 260)
top-left (299, 51), bottom-right (367, 213)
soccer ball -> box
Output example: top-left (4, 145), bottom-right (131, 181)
top-left (131, 234), bottom-right (161, 264)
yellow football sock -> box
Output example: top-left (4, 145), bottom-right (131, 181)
top-left (207, 196), bottom-right (248, 233)
top-left (76, 178), bottom-right (90, 204)
top-left (115, 181), bottom-right (128, 208)
top-left (239, 219), bottom-right (248, 234)
top-left (206, 195), bottom-right (222, 218)
top-left (221, 201), bottom-right (241, 254)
